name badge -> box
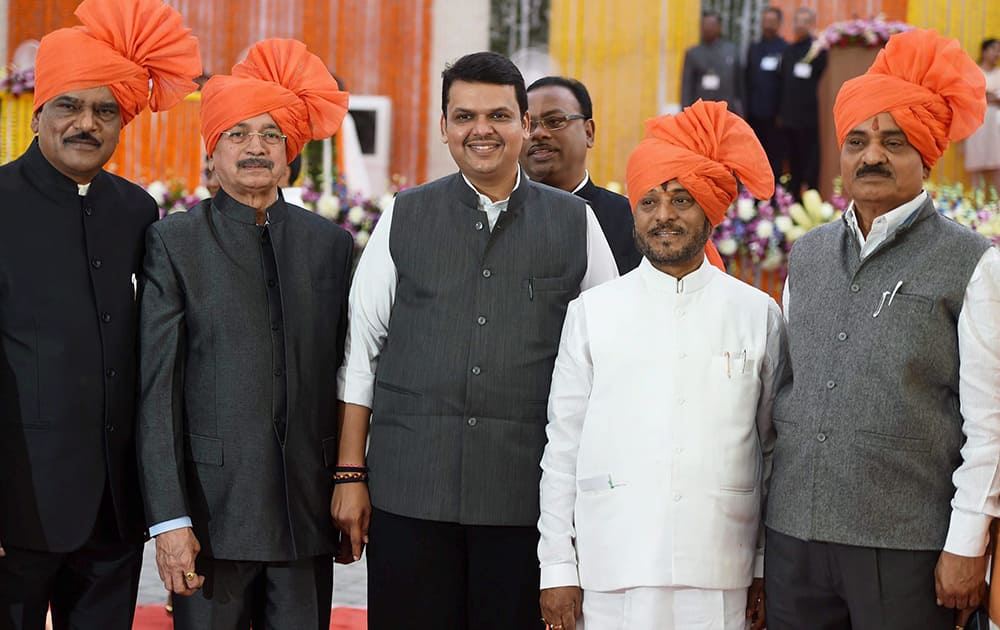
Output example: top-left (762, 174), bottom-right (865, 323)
top-left (793, 62), bottom-right (813, 79)
top-left (701, 73), bottom-right (721, 91)
top-left (760, 55), bottom-right (779, 71)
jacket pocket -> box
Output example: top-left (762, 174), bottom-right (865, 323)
top-left (184, 433), bottom-right (224, 466)
top-left (855, 430), bottom-right (930, 453)
top-left (375, 380), bottom-right (422, 397)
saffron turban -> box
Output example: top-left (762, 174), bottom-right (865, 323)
top-left (834, 29), bottom-right (986, 168)
top-left (626, 100), bottom-right (775, 270)
top-left (201, 39), bottom-right (350, 164)
top-left (33, 0), bottom-right (202, 125)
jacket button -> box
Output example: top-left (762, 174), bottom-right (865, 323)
top-left (467, 417), bottom-right (478, 427)
top-left (106, 368), bottom-right (117, 378)
top-left (837, 332), bottom-right (848, 341)
top-left (84, 206), bottom-right (94, 216)
top-left (826, 380), bottom-right (836, 390)
top-left (474, 221), bottom-right (484, 231)
top-left (273, 368), bottom-right (283, 377)
top-left (481, 269), bottom-right (492, 278)
top-left (471, 366), bottom-right (481, 375)
top-left (101, 312), bottom-right (112, 323)
top-left (105, 424), bottom-right (115, 432)
top-left (477, 316), bottom-right (487, 325)
top-left (850, 283), bottom-right (860, 293)
top-left (91, 258), bottom-right (103, 269)
top-left (817, 433), bottom-right (827, 442)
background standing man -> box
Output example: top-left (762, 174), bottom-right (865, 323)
top-left (538, 100), bottom-right (785, 630)
top-left (137, 38), bottom-right (353, 630)
top-left (333, 51), bottom-right (618, 630)
top-left (777, 7), bottom-right (827, 198)
top-left (765, 29), bottom-right (999, 629)
top-left (682, 11), bottom-right (744, 116)
top-left (0, 0), bottom-right (200, 627)
top-left (520, 76), bottom-right (640, 274)
top-left (745, 7), bottom-right (788, 180)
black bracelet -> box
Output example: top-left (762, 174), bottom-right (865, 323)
top-left (334, 465), bottom-right (369, 473)
top-left (333, 476), bottom-right (369, 485)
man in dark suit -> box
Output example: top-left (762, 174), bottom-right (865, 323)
top-left (136, 39), bottom-right (354, 630)
top-left (520, 76), bottom-right (641, 274)
top-left (0, 1), bottom-right (201, 628)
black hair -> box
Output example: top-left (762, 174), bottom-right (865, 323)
top-left (287, 154), bottom-right (302, 184)
top-left (526, 76), bottom-right (593, 120)
top-left (441, 51), bottom-right (528, 117)
top-left (702, 10), bottom-right (722, 22)
top-left (982, 38), bottom-right (999, 62)
top-left (762, 6), bottom-right (783, 22)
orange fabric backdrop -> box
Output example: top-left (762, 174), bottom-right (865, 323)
top-left (7, 0), bottom-right (433, 188)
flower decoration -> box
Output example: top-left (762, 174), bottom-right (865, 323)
top-left (803, 16), bottom-right (914, 63)
top-left (928, 182), bottom-right (1000, 245)
top-left (1, 67), bottom-right (35, 95)
top-left (144, 179), bottom-right (208, 217)
top-left (301, 174), bottom-right (408, 255)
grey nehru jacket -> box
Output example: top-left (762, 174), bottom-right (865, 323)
top-left (767, 198), bottom-right (991, 550)
top-left (367, 173), bottom-right (588, 527)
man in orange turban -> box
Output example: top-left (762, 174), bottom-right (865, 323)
top-left (766, 29), bottom-right (1000, 630)
top-left (0, 0), bottom-right (199, 627)
top-left (626, 99), bottom-right (775, 272)
top-left (538, 100), bottom-right (785, 630)
top-left (137, 39), bottom-right (355, 630)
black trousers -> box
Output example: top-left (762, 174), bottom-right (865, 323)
top-left (171, 555), bottom-right (333, 630)
top-left (0, 488), bottom-right (142, 630)
top-left (765, 528), bottom-right (955, 630)
top-left (783, 125), bottom-right (820, 199)
top-left (367, 508), bottom-right (545, 630)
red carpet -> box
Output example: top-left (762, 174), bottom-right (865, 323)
top-left (133, 605), bottom-right (367, 629)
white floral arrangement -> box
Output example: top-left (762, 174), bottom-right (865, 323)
top-left (803, 16), bottom-right (914, 63)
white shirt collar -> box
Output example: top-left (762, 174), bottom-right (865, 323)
top-left (77, 183), bottom-right (91, 196)
top-left (461, 167), bottom-right (522, 211)
top-left (844, 191), bottom-right (927, 259)
top-left (638, 255), bottom-right (717, 294)
top-left (570, 170), bottom-right (591, 194)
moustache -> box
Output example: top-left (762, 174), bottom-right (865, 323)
top-left (63, 133), bottom-right (100, 146)
top-left (856, 164), bottom-right (892, 178)
top-left (648, 222), bottom-right (686, 235)
top-left (528, 143), bottom-right (556, 155)
top-left (237, 158), bottom-right (275, 169)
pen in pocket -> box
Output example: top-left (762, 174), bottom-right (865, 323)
top-left (528, 277), bottom-right (534, 301)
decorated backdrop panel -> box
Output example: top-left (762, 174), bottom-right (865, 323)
top-left (5, 0), bottom-right (433, 187)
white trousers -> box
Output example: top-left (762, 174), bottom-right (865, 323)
top-left (580, 586), bottom-right (749, 630)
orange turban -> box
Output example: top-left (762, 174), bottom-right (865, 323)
top-left (626, 100), bottom-right (775, 271)
top-left (33, 0), bottom-right (202, 125)
top-left (834, 29), bottom-right (986, 168)
top-left (201, 39), bottom-right (350, 164)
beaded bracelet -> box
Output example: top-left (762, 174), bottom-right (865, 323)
top-left (333, 470), bottom-right (368, 484)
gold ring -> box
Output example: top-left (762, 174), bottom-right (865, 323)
top-left (185, 571), bottom-right (196, 581)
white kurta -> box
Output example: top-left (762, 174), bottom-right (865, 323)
top-left (538, 257), bottom-right (788, 597)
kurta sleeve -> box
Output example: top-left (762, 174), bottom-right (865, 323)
top-left (755, 297), bottom-right (788, 576)
top-left (136, 224), bottom-right (191, 527)
top-left (538, 297), bottom-right (594, 589)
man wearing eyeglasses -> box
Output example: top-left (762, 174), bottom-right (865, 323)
top-left (520, 76), bottom-right (641, 274)
top-left (0, 1), bottom-right (200, 627)
top-left (136, 39), bottom-right (353, 630)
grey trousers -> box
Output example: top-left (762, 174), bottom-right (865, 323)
top-left (171, 555), bottom-right (333, 630)
top-left (764, 528), bottom-right (955, 630)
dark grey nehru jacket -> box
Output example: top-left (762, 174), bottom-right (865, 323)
top-left (767, 199), bottom-right (991, 550)
top-left (367, 173), bottom-right (588, 527)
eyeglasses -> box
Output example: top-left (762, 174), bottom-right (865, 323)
top-left (220, 130), bottom-right (287, 146)
top-left (529, 114), bottom-right (588, 133)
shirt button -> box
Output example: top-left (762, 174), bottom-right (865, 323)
top-left (674, 446), bottom-right (683, 454)
top-left (678, 398), bottom-right (686, 405)
top-left (91, 258), bottom-right (103, 269)
top-left (679, 352), bottom-right (687, 359)
top-left (105, 368), bottom-right (117, 378)
top-left (673, 493), bottom-right (682, 502)
top-left (477, 316), bottom-right (487, 326)
top-left (850, 284), bottom-right (860, 293)
top-left (101, 312), bottom-right (112, 323)
top-left (817, 433), bottom-right (827, 442)
top-left (273, 368), bottom-right (283, 377)
top-left (105, 424), bottom-right (115, 432)
top-left (471, 366), bottom-right (482, 375)
top-left (826, 380), bottom-right (836, 390)
top-left (482, 269), bottom-right (492, 278)
top-left (467, 417), bottom-right (478, 427)
top-left (475, 221), bottom-right (484, 231)
top-left (84, 206), bottom-right (93, 216)
top-left (837, 332), bottom-right (848, 341)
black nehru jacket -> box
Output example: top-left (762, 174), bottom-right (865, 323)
top-left (576, 179), bottom-right (641, 274)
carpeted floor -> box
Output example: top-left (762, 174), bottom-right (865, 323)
top-left (132, 606), bottom-right (367, 629)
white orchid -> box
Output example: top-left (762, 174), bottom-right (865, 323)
top-left (755, 220), bottom-right (774, 239)
top-left (316, 194), bottom-right (340, 220)
top-left (737, 198), bottom-right (756, 222)
top-left (347, 205), bottom-right (366, 225)
top-left (717, 237), bottom-right (738, 256)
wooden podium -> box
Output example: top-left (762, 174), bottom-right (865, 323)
top-left (817, 46), bottom-right (881, 201)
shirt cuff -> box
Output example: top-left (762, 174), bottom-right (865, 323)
top-left (337, 367), bottom-right (375, 407)
top-left (540, 562), bottom-right (581, 589)
top-left (943, 509), bottom-right (992, 557)
top-left (149, 517), bottom-right (193, 537)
